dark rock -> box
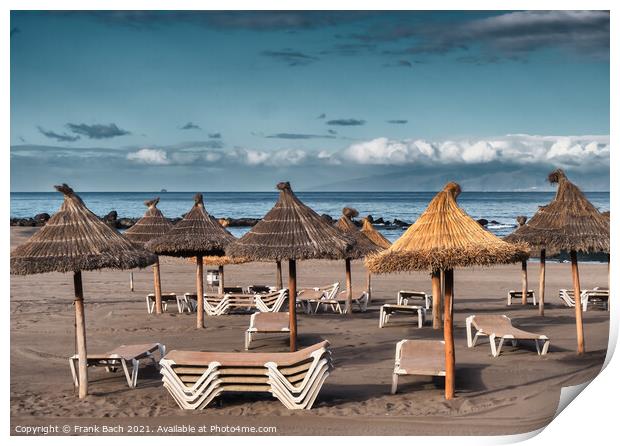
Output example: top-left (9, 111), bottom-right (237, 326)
top-left (489, 220), bottom-right (500, 225)
top-left (321, 214), bottom-right (334, 223)
top-left (117, 218), bottom-right (135, 229)
top-left (477, 218), bottom-right (489, 226)
top-left (393, 218), bottom-right (410, 227)
top-left (374, 217), bottom-right (385, 225)
top-left (366, 215), bottom-right (374, 223)
top-left (226, 218), bottom-right (260, 227)
top-left (104, 210), bottom-right (118, 222)
top-left (34, 213), bottom-right (51, 224)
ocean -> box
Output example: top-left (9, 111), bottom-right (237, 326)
top-left (10, 191), bottom-right (609, 243)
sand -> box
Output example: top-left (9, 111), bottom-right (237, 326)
top-left (10, 227), bottom-right (610, 436)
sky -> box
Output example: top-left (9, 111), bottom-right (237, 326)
top-left (10, 10), bottom-right (610, 191)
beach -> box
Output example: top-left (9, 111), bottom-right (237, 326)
top-left (10, 226), bottom-right (610, 436)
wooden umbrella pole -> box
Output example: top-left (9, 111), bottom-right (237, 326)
top-left (73, 271), bottom-right (89, 399)
top-left (538, 249), bottom-right (546, 316)
top-left (345, 259), bottom-right (353, 315)
top-left (366, 270), bottom-right (372, 302)
top-left (571, 251), bottom-right (585, 354)
top-left (431, 270), bottom-right (442, 329)
top-left (218, 265), bottom-right (224, 295)
top-left (443, 269), bottom-right (455, 400)
top-left (129, 272), bottom-right (134, 292)
top-left (153, 258), bottom-right (163, 314)
top-left (521, 260), bottom-right (528, 305)
top-left (196, 255), bottom-right (205, 329)
top-left (276, 260), bottom-right (283, 290)
top-left (288, 259), bottom-right (297, 352)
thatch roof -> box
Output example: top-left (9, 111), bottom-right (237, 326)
top-left (11, 184), bottom-right (157, 275)
top-left (366, 182), bottom-right (529, 273)
top-left (360, 217), bottom-right (391, 249)
top-left (146, 193), bottom-right (235, 257)
top-left (334, 207), bottom-right (384, 258)
top-left (124, 197), bottom-right (173, 245)
top-left (226, 182), bottom-right (355, 261)
top-left (189, 255), bottom-right (250, 266)
top-left (504, 169), bottom-right (610, 255)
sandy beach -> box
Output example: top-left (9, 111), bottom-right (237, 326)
top-left (10, 226), bottom-right (610, 436)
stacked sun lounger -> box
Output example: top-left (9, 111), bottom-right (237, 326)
top-left (255, 289), bottom-right (289, 312)
top-left (559, 288), bottom-right (609, 311)
top-left (159, 341), bottom-right (333, 410)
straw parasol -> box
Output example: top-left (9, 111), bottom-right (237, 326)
top-left (360, 216), bottom-right (391, 249)
top-left (504, 169), bottom-right (609, 352)
top-left (366, 182), bottom-right (529, 399)
top-left (10, 184), bottom-right (157, 398)
top-left (146, 193), bottom-right (235, 328)
top-left (124, 197), bottom-right (173, 314)
top-left (335, 208), bottom-right (384, 313)
top-left (226, 181), bottom-right (355, 350)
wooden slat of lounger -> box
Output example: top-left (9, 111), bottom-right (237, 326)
top-left (165, 341), bottom-right (329, 367)
top-left (472, 316), bottom-right (546, 339)
top-left (253, 313), bottom-right (290, 331)
top-left (99, 343), bottom-right (160, 360)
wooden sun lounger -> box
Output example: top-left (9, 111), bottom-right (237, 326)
top-left (255, 289), bottom-right (289, 312)
top-left (245, 312), bottom-right (290, 349)
top-left (379, 304), bottom-right (426, 328)
top-left (145, 293), bottom-right (179, 313)
top-left (69, 343), bottom-right (165, 389)
top-left (327, 289), bottom-right (369, 313)
top-left (466, 315), bottom-right (550, 357)
top-left (391, 340), bottom-right (445, 394)
top-left (297, 283), bottom-right (339, 314)
top-left (397, 290), bottom-right (431, 309)
top-left (159, 341), bottom-right (332, 409)
top-left (559, 288), bottom-right (609, 311)
top-left (506, 290), bottom-right (537, 306)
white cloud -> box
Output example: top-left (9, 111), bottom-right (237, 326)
top-left (340, 135), bottom-right (609, 167)
top-left (126, 148), bottom-right (170, 165)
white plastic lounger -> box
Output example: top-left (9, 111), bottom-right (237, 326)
top-left (379, 304), bottom-right (426, 328)
top-left (397, 290), bottom-right (431, 309)
top-left (69, 343), bottom-right (165, 389)
top-left (297, 283), bottom-right (339, 314)
top-left (466, 315), bottom-right (550, 357)
top-left (560, 288), bottom-right (609, 311)
top-left (245, 312), bottom-right (291, 350)
top-left (255, 289), bottom-right (289, 312)
top-left (159, 341), bottom-right (332, 410)
top-left (391, 340), bottom-right (445, 394)
top-left (582, 288), bottom-right (609, 311)
top-left (506, 290), bottom-right (537, 306)
top-left (145, 293), bottom-right (179, 313)
top-left (333, 289), bottom-right (370, 313)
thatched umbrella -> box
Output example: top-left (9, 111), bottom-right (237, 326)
top-left (366, 182), bottom-right (529, 399)
top-left (219, 218), bottom-right (284, 289)
top-left (146, 193), bottom-right (235, 328)
top-left (359, 216), bottom-right (392, 303)
top-left (504, 169), bottom-right (609, 352)
top-left (10, 184), bottom-right (156, 398)
top-left (335, 208), bottom-right (384, 313)
top-left (226, 182), bottom-right (355, 351)
top-left (124, 197), bottom-right (173, 314)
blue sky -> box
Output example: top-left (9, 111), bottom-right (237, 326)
top-left (10, 11), bottom-right (610, 191)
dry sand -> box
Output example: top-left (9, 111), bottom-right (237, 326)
top-left (10, 227), bottom-right (610, 436)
